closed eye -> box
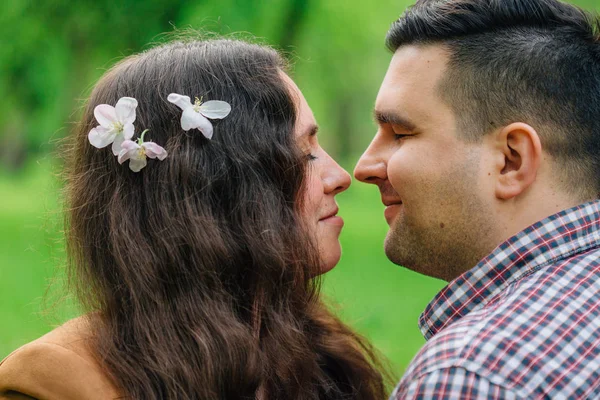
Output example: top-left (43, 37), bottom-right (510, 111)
top-left (394, 133), bottom-right (412, 141)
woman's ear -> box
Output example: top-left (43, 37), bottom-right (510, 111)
top-left (494, 123), bottom-right (542, 200)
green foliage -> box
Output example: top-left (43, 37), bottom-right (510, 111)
top-left (1, 0), bottom-right (598, 166)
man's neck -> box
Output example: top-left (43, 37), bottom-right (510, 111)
top-left (495, 187), bottom-right (587, 249)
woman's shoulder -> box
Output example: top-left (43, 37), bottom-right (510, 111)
top-left (0, 316), bottom-right (120, 400)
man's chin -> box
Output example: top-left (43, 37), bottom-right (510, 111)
top-left (384, 230), bottom-right (407, 266)
top-left (384, 230), bottom-right (447, 279)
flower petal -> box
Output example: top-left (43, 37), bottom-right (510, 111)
top-left (128, 157), bottom-right (147, 172)
top-left (199, 100), bottom-right (231, 119)
top-left (121, 140), bottom-right (140, 152)
top-left (122, 123), bottom-right (135, 140)
top-left (142, 142), bottom-right (168, 160)
top-left (88, 126), bottom-right (116, 148)
top-left (94, 105), bottom-right (117, 128)
top-left (180, 107), bottom-right (199, 131)
top-left (181, 108), bottom-right (214, 139)
top-left (118, 148), bottom-right (133, 164)
top-left (117, 140), bottom-right (140, 163)
top-left (167, 93), bottom-right (192, 111)
top-left (111, 134), bottom-right (125, 156)
top-left (115, 97), bottom-right (138, 124)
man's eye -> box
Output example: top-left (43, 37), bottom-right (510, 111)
top-left (394, 134), bottom-right (411, 141)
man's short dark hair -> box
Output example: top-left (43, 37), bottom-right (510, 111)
top-left (387, 0), bottom-right (600, 199)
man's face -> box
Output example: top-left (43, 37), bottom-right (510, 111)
top-left (354, 45), bottom-right (497, 281)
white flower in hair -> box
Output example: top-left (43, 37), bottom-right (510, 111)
top-left (88, 97), bottom-right (138, 155)
top-left (118, 129), bottom-right (168, 172)
top-left (167, 93), bottom-right (231, 139)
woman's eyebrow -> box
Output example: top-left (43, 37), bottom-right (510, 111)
top-left (306, 124), bottom-right (319, 137)
top-left (373, 110), bottom-right (417, 131)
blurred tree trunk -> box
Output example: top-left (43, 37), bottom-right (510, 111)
top-left (279, 0), bottom-right (310, 49)
top-left (335, 94), bottom-right (353, 161)
top-left (0, 114), bottom-right (27, 170)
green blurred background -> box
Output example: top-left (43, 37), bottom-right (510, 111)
top-left (1, 0), bottom-right (598, 384)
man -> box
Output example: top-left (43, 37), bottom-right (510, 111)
top-left (354, 0), bottom-right (600, 398)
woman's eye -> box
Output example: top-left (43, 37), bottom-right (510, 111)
top-left (306, 153), bottom-right (318, 161)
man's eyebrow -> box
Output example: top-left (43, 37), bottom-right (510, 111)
top-left (373, 110), bottom-right (417, 131)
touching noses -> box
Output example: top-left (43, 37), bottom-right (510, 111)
top-left (354, 139), bottom-right (387, 185)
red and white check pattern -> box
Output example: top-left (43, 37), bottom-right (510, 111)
top-left (391, 200), bottom-right (600, 399)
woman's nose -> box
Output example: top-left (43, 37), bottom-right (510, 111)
top-left (323, 156), bottom-right (352, 195)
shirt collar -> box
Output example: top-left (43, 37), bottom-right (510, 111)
top-left (419, 200), bottom-right (600, 340)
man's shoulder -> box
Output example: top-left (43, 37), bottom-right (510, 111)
top-left (404, 253), bottom-right (600, 397)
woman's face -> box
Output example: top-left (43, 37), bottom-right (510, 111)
top-left (283, 74), bottom-right (352, 274)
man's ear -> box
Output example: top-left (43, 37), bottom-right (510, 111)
top-left (494, 123), bottom-right (542, 200)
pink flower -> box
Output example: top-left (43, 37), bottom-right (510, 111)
top-left (88, 97), bottom-right (138, 155)
top-left (117, 130), bottom-right (167, 172)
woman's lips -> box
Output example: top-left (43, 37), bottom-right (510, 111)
top-left (319, 215), bottom-right (344, 227)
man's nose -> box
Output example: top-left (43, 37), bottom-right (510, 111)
top-left (354, 142), bottom-right (387, 184)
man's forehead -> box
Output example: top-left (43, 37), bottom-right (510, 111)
top-left (376, 44), bottom-right (449, 106)
top-left (393, 43), bottom-right (449, 67)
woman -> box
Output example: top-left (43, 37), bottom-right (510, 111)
top-left (0, 39), bottom-right (387, 399)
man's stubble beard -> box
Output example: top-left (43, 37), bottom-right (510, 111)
top-left (384, 164), bottom-right (498, 282)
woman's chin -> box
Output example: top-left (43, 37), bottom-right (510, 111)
top-left (315, 243), bottom-right (342, 275)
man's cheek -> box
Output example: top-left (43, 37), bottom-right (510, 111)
top-left (388, 155), bottom-right (418, 190)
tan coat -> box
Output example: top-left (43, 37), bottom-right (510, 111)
top-left (0, 317), bottom-right (121, 400)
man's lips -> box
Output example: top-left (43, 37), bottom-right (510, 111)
top-left (382, 198), bottom-right (403, 225)
top-left (382, 198), bottom-right (403, 207)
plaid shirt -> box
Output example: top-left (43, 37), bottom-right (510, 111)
top-left (391, 200), bottom-right (600, 399)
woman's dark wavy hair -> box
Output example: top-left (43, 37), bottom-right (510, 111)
top-left (63, 39), bottom-right (387, 399)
